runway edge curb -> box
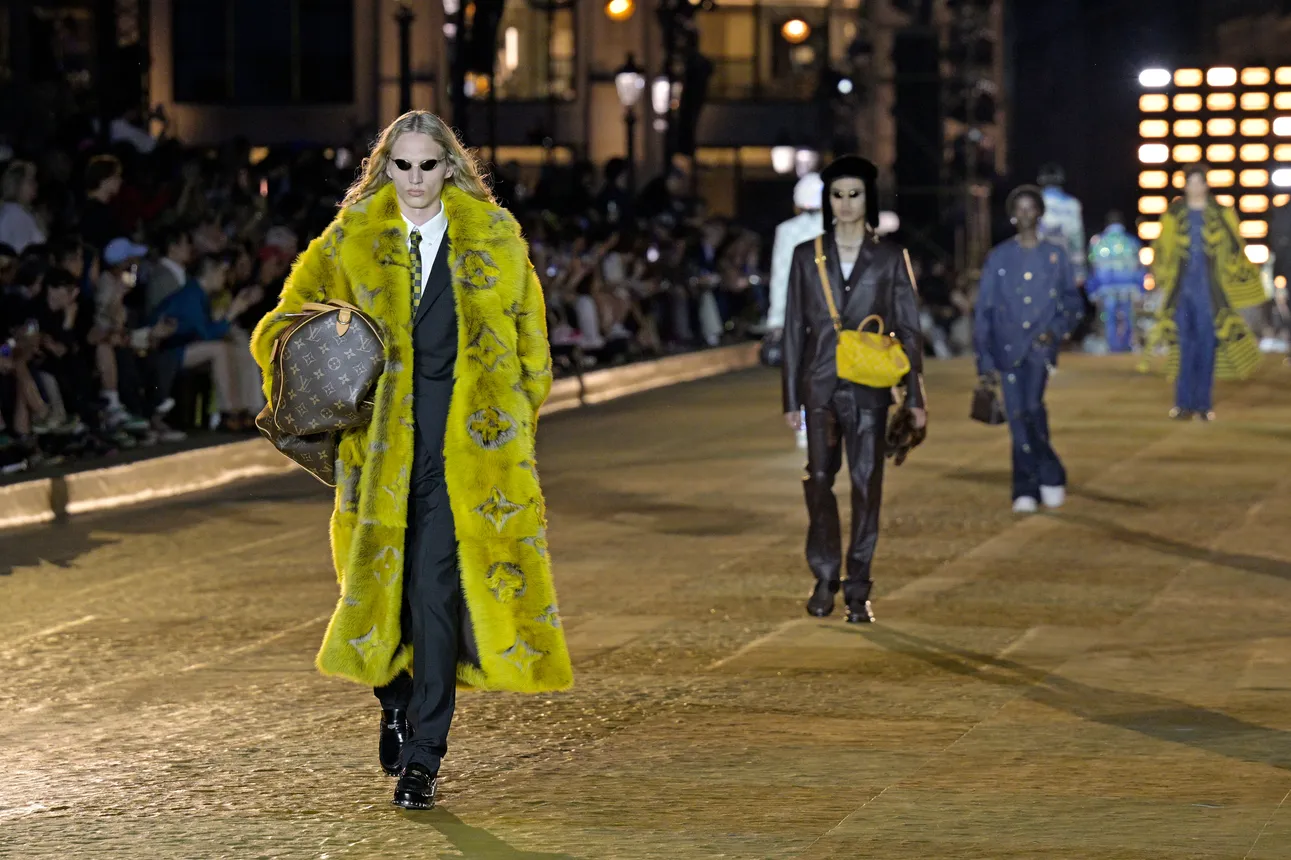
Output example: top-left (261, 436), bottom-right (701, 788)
top-left (0, 342), bottom-right (761, 529)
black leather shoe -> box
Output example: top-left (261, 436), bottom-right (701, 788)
top-left (845, 600), bottom-right (875, 624)
top-left (806, 582), bottom-right (838, 617)
top-left (379, 709), bottom-right (408, 777)
top-left (392, 763), bottom-right (438, 810)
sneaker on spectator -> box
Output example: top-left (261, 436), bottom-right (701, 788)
top-left (150, 417), bottom-right (187, 443)
top-left (104, 405), bottom-right (150, 432)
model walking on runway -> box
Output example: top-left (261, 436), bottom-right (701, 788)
top-left (781, 155), bottom-right (926, 623)
top-left (1149, 165), bottom-right (1265, 420)
top-left (251, 111), bottom-right (572, 810)
top-left (974, 185), bottom-right (1083, 514)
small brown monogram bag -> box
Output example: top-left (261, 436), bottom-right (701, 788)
top-left (256, 300), bottom-right (386, 485)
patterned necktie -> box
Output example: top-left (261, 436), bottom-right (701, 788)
top-left (409, 228), bottom-right (423, 313)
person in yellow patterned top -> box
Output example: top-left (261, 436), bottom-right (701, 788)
top-left (1150, 165), bottom-right (1265, 420)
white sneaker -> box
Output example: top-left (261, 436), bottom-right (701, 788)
top-left (1040, 485), bottom-right (1066, 509)
top-left (1013, 496), bottom-right (1039, 514)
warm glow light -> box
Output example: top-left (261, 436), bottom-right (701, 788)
top-left (1173, 171), bottom-right (1187, 189)
top-left (1207, 67), bottom-right (1238, 87)
top-left (504, 27), bottom-right (519, 71)
top-left (1242, 92), bottom-right (1271, 111)
top-left (605, 0), bottom-right (635, 21)
top-left (771, 145), bottom-right (795, 175)
top-left (1140, 94), bottom-right (1169, 112)
top-left (1140, 247), bottom-right (1154, 266)
top-left (1277, 194), bottom-right (1291, 206)
top-left (1240, 194), bottom-right (1270, 213)
top-left (1247, 243), bottom-right (1270, 263)
top-left (1278, 275), bottom-right (1288, 288)
top-left (1241, 118), bottom-right (1272, 136)
top-left (1277, 93), bottom-right (1291, 110)
top-left (1174, 94), bottom-right (1203, 111)
top-left (1139, 196), bottom-right (1168, 215)
top-left (1174, 119), bottom-right (1204, 137)
top-left (1139, 119), bottom-right (1169, 138)
top-left (1274, 117), bottom-right (1291, 136)
top-left (1276, 145), bottom-right (1291, 160)
top-left (1138, 144), bottom-right (1169, 164)
top-left (1139, 222), bottom-right (1163, 240)
top-left (1207, 144), bottom-right (1237, 162)
top-left (780, 18), bottom-right (810, 44)
top-left (1242, 67), bottom-right (1272, 86)
top-left (1216, 194), bottom-right (1236, 207)
top-left (1139, 170), bottom-right (1169, 189)
top-left (1140, 68), bottom-right (1172, 87)
top-left (1241, 221), bottom-right (1269, 238)
top-left (1208, 118), bottom-right (1237, 136)
top-left (1175, 68), bottom-right (1204, 87)
top-left (1207, 93), bottom-right (1237, 111)
top-left (1278, 67), bottom-right (1291, 84)
top-left (1173, 144), bottom-right (1203, 163)
top-left (1273, 168), bottom-right (1291, 187)
top-left (1144, 274), bottom-right (1156, 291)
top-left (1208, 169), bottom-right (1236, 187)
top-left (1241, 143), bottom-right (1270, 161)
top-left (1241, 169), bottom-right (1271, 186)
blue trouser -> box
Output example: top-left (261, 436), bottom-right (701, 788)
top-left (1101, 294), bottom-right (1135, 352)
top-left (1174, 285), bottom-right (1215, 413)
top-left (1001, 352), bottom-right (1066, 500)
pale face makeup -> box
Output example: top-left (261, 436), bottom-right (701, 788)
top-left (830, 177), bottom-right (866, 226)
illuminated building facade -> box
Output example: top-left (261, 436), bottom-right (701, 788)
top-left (1136, 65), bottom-right (1290, 266)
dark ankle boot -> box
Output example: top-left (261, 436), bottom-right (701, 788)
top-left (379, 709), bottom-right (408, 777)
top-left (806, 581), bottom-right (838, 617)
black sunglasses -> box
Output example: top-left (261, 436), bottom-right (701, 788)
top-left (392, 158), bottom-right (441, 172)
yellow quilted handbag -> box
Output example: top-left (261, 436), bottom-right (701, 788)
top-left (814, 237), bottom-right (911, 388)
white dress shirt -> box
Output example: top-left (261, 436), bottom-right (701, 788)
top-left (404, 204), bottom-right (449, 301)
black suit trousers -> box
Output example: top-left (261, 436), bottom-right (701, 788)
top-left (373, 403), bottom-right (461, 772)
top-left (803, 384), bottom-right (887, 605)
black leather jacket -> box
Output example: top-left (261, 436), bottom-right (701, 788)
top-left (782, 234), bottom-right (925, 414)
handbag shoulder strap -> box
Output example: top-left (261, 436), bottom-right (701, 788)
top-left (813, 236), bottom-right (843, 333)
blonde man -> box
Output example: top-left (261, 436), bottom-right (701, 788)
top-left (251, 111), bottom-right (572, 810)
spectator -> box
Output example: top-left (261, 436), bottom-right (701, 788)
top-left (80, 154), bottom-right (125, 252)
top-left (151, 253), bottom-right (262, 431)
top-left (145, 225), bottom-right (193, 315)
top-left (92, 237), bottom-right (156, 431)
top-left (0, 160), bottom-right (47, 253)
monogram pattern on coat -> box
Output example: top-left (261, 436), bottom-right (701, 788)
top-left (474, 487), bottom-right (525, 531)
top-left (499, 637), bottom-right (544, 672)
top-left (466, 325), bottom-right (510, 370)
top-left (348, 625), bottom-right (385, 660)
top-left (454, 249), bottom-right (501, 290)
top-left (536, 604), bottom-right (562, 628)
top-left (466, 406), bottom-right (518, 450)
top-left (521, 528), bottom-right (548, 558)
top-left (372, 545), bottom-right (403, 587)
top-left (485, 562), bottom-right (526, 602)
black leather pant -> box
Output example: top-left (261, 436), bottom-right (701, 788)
top-left (803, 385), bottom-right (888, 606)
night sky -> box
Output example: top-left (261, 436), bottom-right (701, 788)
top-left (1007, 0), bottom-right (1207, 236)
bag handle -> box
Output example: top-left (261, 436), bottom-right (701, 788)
top-left (858, 314), bottom-right (887, 335)
top-left (813, 237), bottom-right (843, 334)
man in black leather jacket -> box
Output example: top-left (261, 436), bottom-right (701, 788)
top-left (781, 155), bottom-right (926, 623)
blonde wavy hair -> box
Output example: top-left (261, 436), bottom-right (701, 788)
top-left (341, 111), bottom-right (493, 208)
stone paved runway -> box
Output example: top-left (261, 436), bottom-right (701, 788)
top-left (3, 355), bottom-right (1291, 859)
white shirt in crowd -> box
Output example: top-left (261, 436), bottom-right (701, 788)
top-left (767, 209), bottom-right (824, 329)
top-left (841, 260), bottom-right (855, 281)
top-left (404, 203), bottom-right (449, 301)
top-left (0, 202), bottom-right (46, 253)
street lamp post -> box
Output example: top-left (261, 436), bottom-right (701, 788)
top-left (395, 1), bottom-right (415, 114)
top-left (615, 54), bottom-right (646, 194)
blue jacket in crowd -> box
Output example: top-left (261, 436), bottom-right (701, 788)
top-left (152, 281), bottom-right (231, 351)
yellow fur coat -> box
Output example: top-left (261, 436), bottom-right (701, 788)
top-left (250, 183), bottom-right (573, 694)
top-left (1149, 200), bottom-right (1264, 381)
